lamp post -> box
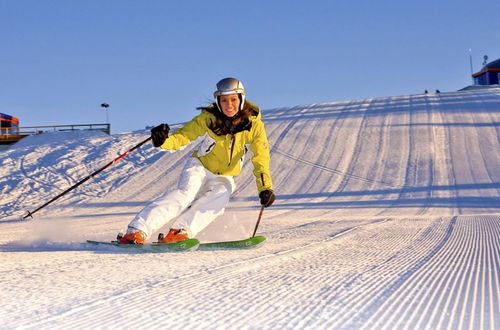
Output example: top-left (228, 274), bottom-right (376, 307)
top-left (101, 103), bottom-right (110, 134)
top-left (468, 49), bottom-right (474, 85)
top-left (101, 103), bottom-right (110, 123)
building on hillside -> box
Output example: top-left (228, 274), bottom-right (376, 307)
top-left (0, 113), bottom-right (19, 136)
top-left (0, 112), bottom-right (111, 148)
top-left (472, 58), bottom-right (500, 86)
top-left (0, 113), bottom-right (21, 145)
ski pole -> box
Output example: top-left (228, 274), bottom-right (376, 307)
top-left (251, 205), bottom-right (265, 237)
top-left (23, 136), bottom-right (152, 219)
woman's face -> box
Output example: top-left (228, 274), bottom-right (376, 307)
top-left (219, 94), bottom-right (240, 117)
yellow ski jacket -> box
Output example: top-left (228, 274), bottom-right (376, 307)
top-left (160, 101), bottom-right (273, 192)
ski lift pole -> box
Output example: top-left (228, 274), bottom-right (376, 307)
top-left (251, 205), bottom-right (265, 237)
top-left (23, 136), bottom-right (152, 219)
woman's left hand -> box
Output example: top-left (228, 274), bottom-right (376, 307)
top-left (259, 189), bottom-right (275, 207)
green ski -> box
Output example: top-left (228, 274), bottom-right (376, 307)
top-left (198, 236), bottom-right (266, 250)
top-left (86, 236), bottom-right (266, 252)
top-left (86, 238), bottom-right (200, 252)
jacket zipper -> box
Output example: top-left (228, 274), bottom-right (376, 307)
top-left (206, 142), bottom-right (215, 153)
top-left (228, 134), bottom-right (235, 166)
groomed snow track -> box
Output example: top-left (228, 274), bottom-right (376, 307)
top-left (1, 89), bottom-right (500, 329)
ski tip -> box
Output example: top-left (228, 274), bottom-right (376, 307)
top-left (198, 235), bottom-right (267, 250)
top-left (252, 235), bottom-right (266, 243)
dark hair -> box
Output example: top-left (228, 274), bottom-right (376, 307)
top-left (198, 101), bottom-right (257, 136)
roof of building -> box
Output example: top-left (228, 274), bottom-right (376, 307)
top-left (0, 113), bottom-right (19, 122)
top-left (472, 58), bottom-right (500, 77)
top-left (483, 58), bottom-right (500, 69)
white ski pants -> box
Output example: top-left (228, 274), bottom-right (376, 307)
top-left (128, 157), bottom-right (235, 239)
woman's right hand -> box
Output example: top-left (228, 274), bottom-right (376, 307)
top-left (151, 123), bottom-right (170, 147)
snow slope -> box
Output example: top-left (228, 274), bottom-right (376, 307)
top-left (1, 89), bottom-right (499, 329)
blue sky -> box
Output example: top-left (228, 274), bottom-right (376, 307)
top-left (2, 0), bottom-right (499, 133)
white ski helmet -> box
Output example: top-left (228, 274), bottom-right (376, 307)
top-left (214, 77), bottom-right (246, 112)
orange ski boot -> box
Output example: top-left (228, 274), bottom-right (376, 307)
top-left (119, 231), bottom-right (146, 244)
top-left (161, 228), bottom-right (190, 244)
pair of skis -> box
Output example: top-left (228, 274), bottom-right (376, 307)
top-left (86, 235), bottom-right (266, 253)
top-left (87, 206), bottom-right (267, 253)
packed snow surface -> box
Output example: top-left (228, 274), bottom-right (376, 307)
top-left (1, 89), bottom-right (499, 329)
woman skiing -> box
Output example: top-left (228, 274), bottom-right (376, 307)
top-left (119, 78), bottom-right (275, 244)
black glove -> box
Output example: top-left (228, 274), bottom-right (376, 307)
top-left (259, 189), bottom-right (275, 207)
top-left (151, 123), bottom-right (170, 147)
